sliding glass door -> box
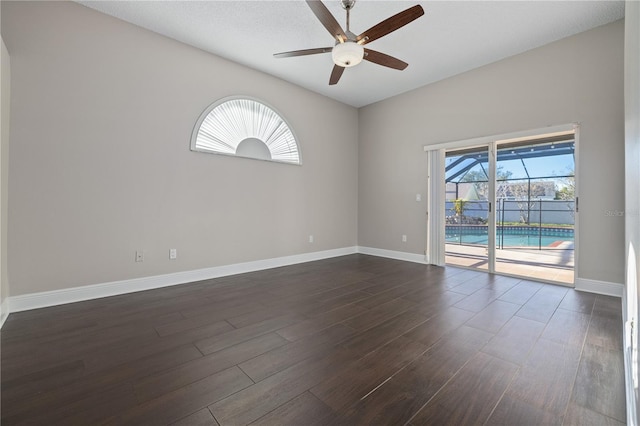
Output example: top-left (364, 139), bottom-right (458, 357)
top-left (433, 129), bottom-right (577, 285)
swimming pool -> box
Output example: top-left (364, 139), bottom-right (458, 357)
top-left (445, 225), bottom-right (574, 248)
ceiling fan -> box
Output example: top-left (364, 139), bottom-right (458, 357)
top-left (274, 0), bottom-right (424, 85)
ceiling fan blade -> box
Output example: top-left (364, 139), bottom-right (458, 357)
top-left (329, 65), bottom-right (345, 85)
top-left (274, 47), bottom-right (333, 58)
top-left (363, 49), bottom-right (408, 70)
top-left (306, 0), bottom-right (347, 42)
top-left (356, 5), bottom-right (424, 45)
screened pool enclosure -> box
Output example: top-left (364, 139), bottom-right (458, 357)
top-left (444, 135), bottom-right (575, 283)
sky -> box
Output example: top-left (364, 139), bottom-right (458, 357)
top-left (446, 151), bottom-right (574, 182)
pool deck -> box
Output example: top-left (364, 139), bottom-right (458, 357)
top-left (445, 242), bottom-right (574, 285)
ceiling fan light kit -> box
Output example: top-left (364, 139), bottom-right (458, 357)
top-left (332, 41), bottom-right (364, 67)
top-left (274, 0), bottom-right (424, 85)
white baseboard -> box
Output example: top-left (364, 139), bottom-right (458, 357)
top-left (622, 288), bottom-right (638, 426)
top-left (575, 277), bottom-right (623, 297)
top-left (6, 246), bottom-right (358, 314)
top-left (357, 246), bottom-right (428, 264)
top-left (0, 298), bottom-right (8, 328)
top-left (2, 246), bottom-right (621, 322)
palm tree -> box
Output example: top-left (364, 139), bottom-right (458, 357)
top-left (452, 198), bottom-right (469, 219)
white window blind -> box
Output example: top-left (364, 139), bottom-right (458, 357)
top-left (191, 97), bottom-right (301, 165)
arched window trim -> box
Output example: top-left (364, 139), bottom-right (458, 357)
top-left (190, 95), bottom-right (302, 165)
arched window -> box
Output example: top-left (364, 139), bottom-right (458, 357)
top-left (190, 97), bottom-right (301, 165)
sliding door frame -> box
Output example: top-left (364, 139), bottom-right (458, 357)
top-left (424, 123), bottom-right (579, 284)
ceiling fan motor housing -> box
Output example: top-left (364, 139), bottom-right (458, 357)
top-left (341, 0), bottom-right (356, 10)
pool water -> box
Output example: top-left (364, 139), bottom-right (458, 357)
top-left (446, 226), bottom-right (574, 248)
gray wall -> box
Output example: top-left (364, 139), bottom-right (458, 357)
top-left (624, 0), bottom-right (640, 422)
top-left (1, 1), bottom-right (359, 296)
top-left (0, 1), bottom-right (627, 298)
top-left (1, 35), bottom-right (9, 306)
top-left (359, 20), bottom-right (625, 284)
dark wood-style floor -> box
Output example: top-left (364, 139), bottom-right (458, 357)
top-left (1, 254), bottom-right (626, 425)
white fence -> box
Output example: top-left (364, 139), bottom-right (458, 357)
top-left (445, 200), bottom-right (575, 225)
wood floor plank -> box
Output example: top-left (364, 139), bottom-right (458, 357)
top-left (263, 279), bottom-right (333, 298)
top-left (310, 336), bottom-right (428, 411)
top-left (465, 299), bottom-right (521, 334)
top-left (498, 280), bottom-right (543, 305)
top-left (275, 303), bottom-right (368, 342)
top-left (3, 382), bottom-right (138, 426)
top-left (266, 280), bottom-right (375, 307)
top-left (558, 290), bottom-right (597, 314)
top-left (109, 367), bottom-right (253, 426)
top-left (481, 315), bottom-right (546, 365)
top-left (401, 287), bottom-right (465, 307)
top-left (3, 344), bottom-right (203, 421)
top-left (0, 359), bottom-right (85, 404)
top-left (0, 254), bottom-right (625, 426)
top-left (354, 278), bottom-right (428, 309)
top-left (343, 297), bottom-right (416, 330)
top-left (194, 314), bottom-right (301, 355)
top-left (1, 317), bottom-right (100, 344)
top-left (338, 309), bottom-right (430, 357)
top-left (226, 305), bottom-right (305, 329)
top-left (515, 284), bottom-right (568, 323)
top-left (446, 277), bottom-right (489, 295)
top-left (302, 290), bottom-right (373, 317)
top-left (171, 408), bottom-right (220, 426)
top-left (486, 394), bottom-right (563, 426)
top-left (239, 323), bottom-right (356, 382)
top-left (586, 313), bottom-right (624, 351)
top-left (134, 333), bottom-right (288, 402)
top-left (359, 269), bottom-right (423, 292)
top-left (563, 402), bottom-right (626, 426)
top-left (593, 295), bottom-right (623, 319)
top-left (155, 302), bottom-right (264, 336)
top-left (410, 292), bottom-right (470, 321)
top-left (200, 287), bottom-right (274, 305)
top-left (403, 306), bottom-right (476, 348)
top-left (408, 352), bottom-right (519, 425)
top-left (441, 268), bottom-right (484, 285)
top-left (502, 338), bottom-right (582, 415)
top-left (353, 290), bottom-right (411, 311)
top-left (180, 294), bottom-right (266, 319)
top-left (209, 348), bottom-right (354, 425)
top-left (1, 303), bottom-right (104, 333)
top-left (249, 392), bottom-right (337, 426)
top-left (81, 319), bottom-right (234, 373)
top-left (2, 318), bottom-right (162, 375)
top-left (571, 343), bottom-right (626, 423)
top-left (262, 280), bottom-right (348, 305)
top-left (336, 325), bottom-right (491, 425)
top-left (454, 288), bottom-right (506, 313)
top-left (541, 308), bottom-right (591, 348)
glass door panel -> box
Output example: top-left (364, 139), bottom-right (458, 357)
top-left (494, 139), bottom-right (575, 283)
top-left (445, 146), bottom-right (490, 271)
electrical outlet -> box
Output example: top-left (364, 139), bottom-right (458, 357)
top-left (309, 235), bottom-right (314, 243)
top-left (135, 250), bottom-right (144, 262)
top-left (170, 248), bottom-right (177, 260)
top-left (416, 194), bottom-right (422, 202)
top-left (402, 235), bottom-right (407, 242)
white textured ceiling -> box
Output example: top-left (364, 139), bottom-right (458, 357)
top-left (77, 0), bottom-right (625, 108)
